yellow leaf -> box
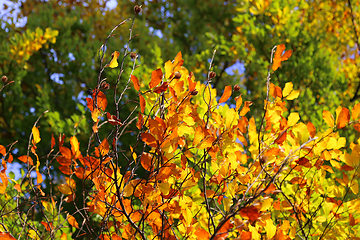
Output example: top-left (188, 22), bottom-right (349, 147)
top-left (32, 126), bottom-right (41, 144)
top-left (288, 112), bottom-right (299, 127)
top-left (352, 103), bottom-right (360, 120)
top-left (108, 51), bottom-right (120, 68)
top-left (58, 184), bottom-right (72, 195)
top-left (159, 182), bottom-right (170, 195)
top-left (225, 108), bottom-right (236, 129)
top-left (67, 214), bottom-right (79, 228)
top-left (91, 108), bottom-right (101, 122)
top-left (286, 90), bottom-right (300, 100)
top-left (178, 124), bottom-right (195, 137)
top-left (282, 82), bottom-right (293, 98)
top-left (351, 180), bottom-right (359, 195)
top-left (28, 229), bottom-right (39, 240)
top-left (70, 136), bottom-right (80, 158)
top-left (323, 110), bottom-right (334, 128)
top-left (260, 198), bottom-right (273, 211)
top-left (60, 233), bottom-right (67, 240)
top-left (123, 183), bottom-right (134, 197)
top-left (264, 219), bottom-right (276, 239)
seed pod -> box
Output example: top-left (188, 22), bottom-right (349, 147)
top-left (209, 71), bottom-right (216, 79)
top-left (234, 85), bottom-right (241, 91)
top-left (101, 82), bottom-right (110, 90)
top-left (134, 5), bottom-right (142, 14)
top-left (130, 52), bottom-right (137, 59)
top-left (1, 76), bottom-right (8, 83)
top-left (174, 72), bottom-right (181, 79)
top-left (190, 90), bottom-right (198, 96)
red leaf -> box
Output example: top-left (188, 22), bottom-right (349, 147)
top-left (86, 97), bottom-right (94, 112)
top-left (150, 68), bottom-right (163, 88)
top-left (141, 152), bottom-right (153, 171)
top-left (219, 86), bottom-right (232, 103)
top-left (131, 74), bottom-right (140, 91)
top-left (107, 113), bottom-right (122, 126)
top-left (0, 232), bottom-right (16, 240)
top-left (239, 206), bottom-right (260, 221)
top-left (94, 91), bottom-right (108, 111)
top-left (139, 95), bottom-right (145, 113)
top-left (153, 82), bottom-right (169, 93)
top-left (41, 221), bottom-right (53, 232)
top-left (295, 157), bottom-right (311, 168)
top-left (51, 134), bottom-right (55, 149)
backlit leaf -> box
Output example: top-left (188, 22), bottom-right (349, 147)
top-left (272, 44), bottom-right (292, 71)
top-left (288, 112), bottom-right (299, 127)
top-left (240, 101), bottom-right (252, 116)
top-left (18, 155), bottom-right (33, 165)
top-left (282, 82), bottom-right (293, 98)
top-left (219, 85), bottom-right (232, 103)
top-left (32, 126), bottom-right (41, 144)
top-left (67, 214), bottom-right (79, 228)
top-left (107, 51), bottom-right (120, 68)
top-left (336, 107), bottom-right (350, 129)
top-left (0, 233), bottom-right (16, 240)
top-left (139, 95), bottom-right (145, 113)
top-left (323, 110), bottom-right (334, 128)
top-left (307, 122), bottom-right (316, 137)
top-left (153, 81), bottom-right (169, 93)
top-left (235, 94), bottom-right (243, 111)
top-left (352, 103), bottom-right (360, 120)
top-left (95, 91), bottom-right (108, 111)
top-left (141, 152), bottom-right (153, 171)
top-left (149, 68), bottom-right (163, 88)
top-left (265, 219), bottom-right (276, 239)
top-left (239, 206), bottom-right (260, 221)
top-left (141, 133), bottom-right (157, 148)
top-left (131, 74), bottom-right (140, 91)
top-left (0, 145), bottom-right (5, 156)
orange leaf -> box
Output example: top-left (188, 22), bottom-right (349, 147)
top-left (37, 171), bottom-right (43, 184)
top-left (14, 184), bottom-right (21, 192)
top-left (107, 51), bottom-right (120, 68)
top-left (141, 152), bottom-right (153, 171)
top-left (240, 231), bottom-right (252, 240)
top-left (307, 122), bottom-right (316, 138)
top-left (86, 97), bottom-right (94, 112)
top-left (67, 214), bottom-right (79, 228)
top-left (131, 75), bottom-right (140, 91)
top-left (0, 145), bottom-right (5, 156)
top-left (214, 219), bottom-right (233, 240)
top-left (153, 81), bottom-right (169, 93)
top-left (150, 68), bottom-right (163, 88)
top-left (239, 206), bottom-right (260, 221)
top-left (41, 221), bottom-right (53, 232)
top-left (194, 228), bottom-right (210, 239)
top-left (188, 74), bottom-right (196, 92)
top-left (354, 123), bottom-right (360, 132)
top-left (264, 183), bottom-right (276, 194)
top-left (98, 138), bottom-right (109, 156)
top-left (141, 133), bottom-right (157, 148)
top-left (235, 94), bottom-right (243, 111)
top-left (139, 95), bottom-right (145, 113)
top-left (272, 44), bottom-right (292, 71)
top-left (95, 91), bottom-right (108, 111)
top-left (51, 134), bottom-right (55, 149)
top-left (0, 232), bottom-right (16, 240)
top-left (136, 112), bottom-right (143, 129)
top-left (57, 156), bottom-right (71, 166)
top-left (219, 86), bottom-right (232, 103)
top-left (60, 233), bottom-right (67, 240)
top-left (274, 130), bottom-right (287, 145)
top-left (352, 103), bottom-right (360, 120)
top-left (59, 165), bottom-right (72, 175)
top-left (240, 101), bottom-right (252, 116)
top-left (18, 155), bottom-right (33, 165)
top-left (60, 147), bottom-right (72, 159)
top-left (336, 107), bottom-right (350, 129)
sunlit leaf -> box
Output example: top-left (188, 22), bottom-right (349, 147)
top-left (323, 110), bottom-right (334, 128)
top-left (67, 214), bottom-right (79, 228)
top-left (149, 68), bottom-right (163, 88)
top-left (272, 44), bottom-right (292, 71)
top-left (336, 107), bottom-right (350, 129)
top-left (107, 51), bottom-right (120, 68)
top-left (141, 133), bottom-right (157, 148)
top-left (219, 85), bottom-right (232, 103)
top-left (139, 95), bottom-right (145, 113)
top-left (288, 112), bottom-right (299, 127)
top-left (239, 206), bottom-right (260, 221)
top-left (141, 153), bottom-right (153, 171)
top-left (307, 122), bottom-right (316, 138)
top-left (131, 74), bottom-right (140, 91)
top-left (32, 126), bottom-right (41, 144)
top-left (153, 81), bottom-right (169, 93)
top-left (282, 82), bottom-right (293, 98)
top-left (352, 103), bottom-right (360, 120)
top-left (18, 155), bottom-right (33, 165)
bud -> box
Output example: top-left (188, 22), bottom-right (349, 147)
top-left (234, 85), bottom-right (241, 91)
top-left (209, 71), bottom-right (216, 79)
top-left (1, 76), bottom-right (8, 83)
top-left (130, 52), bottom-right (137, 59)
top-left (174, 72), bottom-right (181, 79)
top-left (86, 89), bottom-right (93, 95)
top-left (134, 5), bottom-right (142, 14)
top-left (190, 90), bottom-right (198, 96)
top-left (101, 82), bottom-right (110, 90)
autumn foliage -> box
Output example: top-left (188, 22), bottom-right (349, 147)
top-left (2, 10), bottom-right (360, 240)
